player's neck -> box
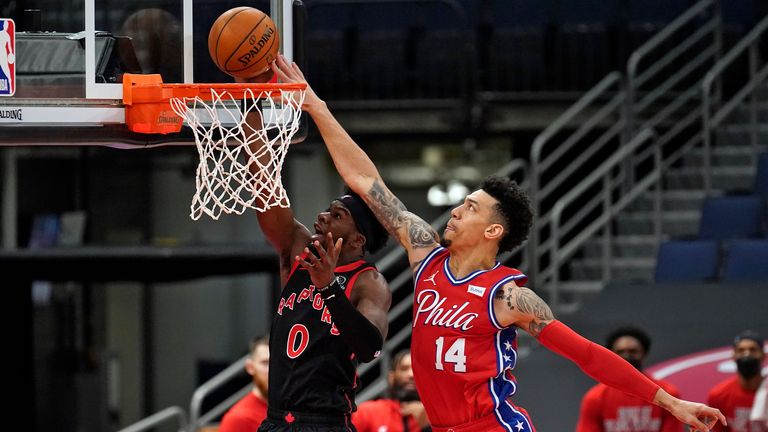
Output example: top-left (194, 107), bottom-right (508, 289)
top-left (338, 249), bottom-right (364, 266)
top-left (252, 385), bottom-right (266, 401)
top-left (739, 373), bottom-right (763, 391)
top-left (447, 247), bottom-right (497, 279)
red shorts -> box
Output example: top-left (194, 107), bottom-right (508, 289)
top-left (430, 407), bottom-right (536, 432)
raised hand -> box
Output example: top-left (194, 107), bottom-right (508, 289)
top-left (269, 54), bottom-right (325, 113)
top-left (296, 232), bottom-right (343, 288)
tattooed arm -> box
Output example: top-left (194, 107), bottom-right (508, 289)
top-left (271, 55), bottom-right (439, 269)
top-left (492, 281), bottom-right (554, 335)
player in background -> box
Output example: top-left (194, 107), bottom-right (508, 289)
top-left (577, 326), bottom-right (683, 432)
top-left (219, 336), bottom-right (270, 432)
top-left (708, 331), bottom-right (766, 432)
top-left (270, 54), bottom-right (726, 432)
top-left (352, 349), bottom-right (430, 432)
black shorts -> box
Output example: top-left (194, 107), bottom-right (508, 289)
top-left (258, 408), bottom-right (357, 432)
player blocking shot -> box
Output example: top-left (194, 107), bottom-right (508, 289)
top-left (269, 54), bottom-right (727, 432)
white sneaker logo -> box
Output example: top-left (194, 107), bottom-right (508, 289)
top-left (423, 270), bottom-right (439, 286)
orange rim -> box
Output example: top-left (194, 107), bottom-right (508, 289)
top-left (123, 73), bottom-right (307, 105)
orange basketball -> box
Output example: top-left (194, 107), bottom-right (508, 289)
top-left (208, 7), bottom-right (280, 78)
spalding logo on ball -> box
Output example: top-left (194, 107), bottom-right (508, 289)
top-left (208, 7), bottom-right (280, 79)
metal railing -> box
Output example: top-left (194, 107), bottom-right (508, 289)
top-left (702, 14), bottom-right (768, 192)
top-left (529, 72), bottom-right (625, 297)
top-left (117, 406), bottom-right (188, 432)
top-left (549, 129), bottom-right (660, 311)
top-left (528, 0), bottom-right (726, 307)
top-left (627, 0), bottom-right (721, 185)
top-left (188, 354), bottom-right (250, 432)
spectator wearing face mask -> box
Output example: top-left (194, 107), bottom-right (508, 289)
top-left (352, 350), bottom-right (430, 432)
top-left (576, 326), bottom-right (683, 432)
top-left (708, 331), bottom-right (767, 432)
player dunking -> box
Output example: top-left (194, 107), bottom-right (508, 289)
top-left (256, 189), bottom-right (392, 432)
top-left (270, 54), bottom-right (727, 432)
top-left (241, 82), bottom-right (393, 430)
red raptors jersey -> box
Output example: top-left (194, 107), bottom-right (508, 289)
top-left (411, 246), bottom-right (532, 431)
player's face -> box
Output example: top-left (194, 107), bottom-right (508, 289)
top-left (248, 344), bottom-right (270, 396)
top-left (733, 339), bottom-right (765, 361)
top-left (611, 336), bottom-right (646, 370)
top-left (312, 200), bottom-right (358, 245)
top-left (392, 353), bottom-right (415, 391)
top-left (443, 190), bottom-right (501, 249)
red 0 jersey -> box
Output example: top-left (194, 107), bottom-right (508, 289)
top-left (411, 246), bottom-right (533, 431)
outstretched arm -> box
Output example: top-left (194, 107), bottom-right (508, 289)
top-left (494, 282), bottom-right (726, 432)
top-left (239, 70), bottom-right (311, 283)
top-left (271, 55), bottom-right (439, 271)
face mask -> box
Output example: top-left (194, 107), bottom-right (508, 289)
top-left (625, 358), bottom-right (643, 371)
top-left (736, 356), bottom-right (762, 378)
top-left (393, 387), bottom-right (420, 402)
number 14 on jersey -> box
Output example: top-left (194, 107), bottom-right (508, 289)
top-left (435, 337), bottom-right (467, 372)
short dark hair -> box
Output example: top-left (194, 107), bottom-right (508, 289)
top-left (340, 189), bottom-right (389, 254)
top-left (605, 326), bottom-right (651, 354)
top-left (734, 330), bottom-right (764, 350)
top-left (248, 335), bottom-right (269, 355)
top-left (479, 176), bottom-right (534, 253)
top-left (391, 349), bottom-right (411, 371)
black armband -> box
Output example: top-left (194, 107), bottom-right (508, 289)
top-left (319, 277), bottom-right (383, 362)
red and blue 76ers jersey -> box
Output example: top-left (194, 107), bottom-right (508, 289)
top-left (411, 246), bottom-right (534, 431)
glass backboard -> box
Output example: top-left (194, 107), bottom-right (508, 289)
top-left (0, 0), bottom-right (305, 147)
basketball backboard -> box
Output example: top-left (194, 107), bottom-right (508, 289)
top-left (0, 0), bottom-right (305, 147)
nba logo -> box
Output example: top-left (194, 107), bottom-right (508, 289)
top-left (0, 18), bottom-right (15, 96)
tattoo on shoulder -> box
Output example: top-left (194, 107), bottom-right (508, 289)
top-left (513, 285), bottom-right (554, 336)
top-left (496, 284), bottom-right (515, 311)
top-left (368, 180), bottom-right (437, 247)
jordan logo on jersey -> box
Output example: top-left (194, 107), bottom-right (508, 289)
top-left (423, 270), bottom-right (439, 286)
top-left (414, 289), bottom-right (478, 330)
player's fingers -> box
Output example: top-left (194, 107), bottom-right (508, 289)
top-left (708, 408), bottom-right (727, 426)
top-left (304, 247), bottom-right (320, 263)
top-left (312, 240), bottom-right (330, 262)
top-left (291, 61), bottom-right (306, 80)
top-left (325, 232), bottom-right (341, 259)
top-left (687, 417), bottom-right (708, 431)
top-left (333, 237), bottom-right (344, 257)
top-left (277, 54), bottom-right (294, 78)
top-left (295, 255), bottom-right (314, 270)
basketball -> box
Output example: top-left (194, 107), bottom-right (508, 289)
top-left (208, 7), bottom-right (279, 79)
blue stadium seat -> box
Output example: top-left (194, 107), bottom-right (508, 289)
top-left (756, 152), bottom-right (768, 198)
top-left (722, 240), bottom-right (768, 282)
top-left (654, 240), bottom-right (720, 283)
top-left (698, 196), bottom-right (764, 240)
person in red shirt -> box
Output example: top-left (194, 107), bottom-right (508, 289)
top-left (708, 331), bottom-right (766, 432)
top-left (220, 336), bottom-right (270, 432)
top-left (577, 326), bottom-right (683, 432)
top-left (353, 350), bottom-right (430, 432)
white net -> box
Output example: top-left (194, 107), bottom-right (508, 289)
top-left (169, 86), bottom-right (306, 220)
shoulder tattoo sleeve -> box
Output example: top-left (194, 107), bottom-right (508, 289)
top-left (497, 283), bottom-right (554, 337)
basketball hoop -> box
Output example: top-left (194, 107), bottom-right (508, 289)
top-left (122, 74), bottom-right (307, 220)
